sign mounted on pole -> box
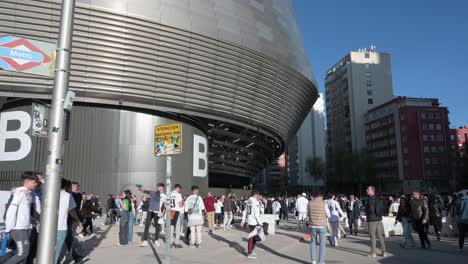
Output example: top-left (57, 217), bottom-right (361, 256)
top-left (154, 123), bottom-right (182, 157)
top-left (31, 103), bottom-right (50, 137)
top-left (0, 35), bottom-right (56, 77)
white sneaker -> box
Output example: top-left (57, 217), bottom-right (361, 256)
top-left (155, 241), bottom-right (161, 247)
top-left (247, 254), bottom-right (257, 259)
top-left (312, 261), bottom-right (317, 264)
top-left (140, 241), bottom-right (148, 247)
top-left (78, 234), bottom-right (85, 239)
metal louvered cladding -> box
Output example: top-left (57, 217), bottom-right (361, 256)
top-left (0, 0), bottom-right (318, 178)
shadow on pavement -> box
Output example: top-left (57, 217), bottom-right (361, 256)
top-left (208, 232), bottom-right (246, 255)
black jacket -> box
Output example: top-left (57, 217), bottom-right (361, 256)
top-left (365, 196), bottom-right (383, 222)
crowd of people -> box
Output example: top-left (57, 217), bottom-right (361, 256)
top-left (1, 171), bottom-right (468, 264)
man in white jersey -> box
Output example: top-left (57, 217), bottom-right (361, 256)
top-left (241, 191), bottom-right (263, 259)
top-left (296, 193), bottom-right (309, 230)
top-left (2, 172), bottom-right (40, 264)
top-left (169, 184), bottom-right (184, 248)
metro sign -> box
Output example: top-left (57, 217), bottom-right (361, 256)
top-left (0, 35), bottom-right (56, 77)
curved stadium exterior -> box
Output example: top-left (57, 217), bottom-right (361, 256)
top-left (0, 0), bottom-right (318, 194)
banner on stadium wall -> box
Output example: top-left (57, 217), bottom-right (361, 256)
top-left (154, 123), bottom-right (182, 157)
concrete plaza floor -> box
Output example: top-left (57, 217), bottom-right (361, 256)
top-left (72, 217), bottom-right (468, 264)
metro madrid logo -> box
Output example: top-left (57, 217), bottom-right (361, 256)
top-left (0, 35), bottom-right (56, 77)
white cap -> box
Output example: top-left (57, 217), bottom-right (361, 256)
top-left (301, 193), bottom-right (306, 197)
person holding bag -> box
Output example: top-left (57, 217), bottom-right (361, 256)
top-left (184, 186), bottom-right (205, 248)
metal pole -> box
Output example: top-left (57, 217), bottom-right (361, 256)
top-left (165, 156), bottom-right (172, 264)
top-left (37, 0), bottom-right (76, 263)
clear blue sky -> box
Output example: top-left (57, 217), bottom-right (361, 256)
top-left (292, 0), bottom-right (467, 128)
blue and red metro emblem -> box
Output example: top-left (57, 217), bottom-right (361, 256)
top-left (0, 35), bottom-right (52, 72)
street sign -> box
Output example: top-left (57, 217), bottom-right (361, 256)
top-left (0, 35), bottom-right (56, 77)
top-left (31, 103), bottom-right (50, 137)
top-left (154, 123), bottom-right (182, 157)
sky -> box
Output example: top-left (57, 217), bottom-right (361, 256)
top-left (292, 0), bottom-right (468, 128)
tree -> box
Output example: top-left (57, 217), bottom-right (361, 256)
top-left (306, 157), bottom-right (325, 182)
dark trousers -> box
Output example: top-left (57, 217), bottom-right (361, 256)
top-left (83, 217), bottom-right (93, 235)
top-left (348, 217), bottom-right (358, 235)
top-left (65, 224), bottom-right (84, 262)
top-left (119, 210), bottom-right (130, 245)
top-left (5, 229), bottom-right (31, 264)
top-left (280, 210), bottom-right (288, 221)
top-left (459, 223), bottom-right (468, 250)
top-left (247, 225), bottom-right (257, 255)
top-left (26, 227), bottom-right (38, 264)
top-left (143, 212), bottom-right (161, 241)
top-left (414, 220), bottom-right (431, 247)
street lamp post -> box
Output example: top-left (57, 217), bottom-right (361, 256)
top-left (36, 0), bottom-right (76, 263)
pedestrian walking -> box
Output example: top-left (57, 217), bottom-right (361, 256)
top-left (138, 183), bottom-right (166, 247)
top-left (308, 193), bottom-right (331, 264)
top-left (365, 186), bottom-right (387, 258)
top-left (80, 194), bottom-right (98, 238)
top-left (223, 193), bottom-right (234, 230)
top-left (170, 184), bottom-right (184, 248)
top-left (396, 194), bottom-right (416, 248)
top-left (214, 197), bottom-right (223, 228)
top-left (326, 194), bottom-right (345, 247)
top-left (241, 191), bottom-right (263, 259)
top-left (428, 194), bottom-right (444, 241)
top-left (457, 193), bottom-right (468, 252)
top-left (118, 190), bottom-right (133, 246)
top-left (2, 172), bottom-right (41, 264)
top-left (409, 191), bottom-right (431, 249)
top-left (185, 186), bottom-right (205, 248)
top-left (203, 192), bottom-right (217, 233)
top-left (272, 198), bottom-right (281, 227)
top-left (296, 193), bottom-right (309, 230)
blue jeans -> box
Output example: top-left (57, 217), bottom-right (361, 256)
top-left (402, 217), bottom-right (416, 247)
top-left (128, 211), bottom-right (135, 243)
top-left (55, 230), bottom-right (68, 264)
top-left (310, 227), bottom-right (327, 264)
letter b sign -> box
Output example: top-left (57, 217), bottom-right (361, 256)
top-left (0, 111), bottom-right (32, 161)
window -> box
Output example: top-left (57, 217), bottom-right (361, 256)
top-left (450, 135), bottom-right (455, 140)
top-left (366, 80), bottom-right (372, 86)
top-left (429, 123), bottom-right (434, 130)
top-left (431, 146), bottom-right (438, 153)
top-left (423, 135), bottom-right (428, 141)
top-left (401, 114), bottom-right (406, 120)
top-left (365, 53), bottom-right (370, 58)
top-left (367, 89), bottom-right (373, 96)
top-left (425, 158), bottom-right (431, 165)
top-left (438, 146), bottom-right (445, 152)
top-left (436, 124), bottom-right (441, 130)
top-left (432, 158), bottom-right (439, 165)
top-left (403, 147), bottom-right (408, 154)
top-left (368, 98), bottom-right (374, 104)
top-left (365, 63), bottom-right (370, 69)
top-left (426, 170), bottom-right (432, 176)
top-left (421, 113), bottom-right (427, 119)
top-left (424, 146), bottom-right (429, 152)
top-left (437, 135), bottom-right (443, 141)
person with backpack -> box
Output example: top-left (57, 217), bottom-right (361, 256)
top-left (365, 186), bottom-right (387, 258)
top-left (2, 172), bottom-right (41, 264)
top-left (428, 194), bottom-right (444, 241)
top-left (325, 194), bottom-right (345, 247)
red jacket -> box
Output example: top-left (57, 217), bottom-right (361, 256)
top-left (203, 196), bottom-right (217, 212)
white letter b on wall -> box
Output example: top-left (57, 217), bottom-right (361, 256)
top-left (0, 111), bottom-right (32, 161)
top-left (193, 135), bottom-right (207, 177)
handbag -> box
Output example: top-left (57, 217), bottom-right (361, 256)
top-left (187, 196), bottom-right (199, 215)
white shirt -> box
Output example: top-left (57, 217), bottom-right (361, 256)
top-left (390, 202), bottom-right (400, 213)
top-left (272, 201), bottom-right (281, 214)
top-left (296, 196), bottom-right (309, 213)
top-left (242, 197), bottom-right (262, 226)
top-left (326, 199), bottom-right (345, 223)
top-left (58, 190), bottom-right (77, 231)
top-left (214, 201), bottom-right (223, 214)
top-left (184, 195), bottom-right (205, 226)
top-left (170, 191), bottom-right (183, 212)
top-left (158, 193), bottom-right (166, 214)
top-left (5, 187), bottom-right (34, 232)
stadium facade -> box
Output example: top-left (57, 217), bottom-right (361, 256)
top-left (0, 0), bottom-right (318, 196)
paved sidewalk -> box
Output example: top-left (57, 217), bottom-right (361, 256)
top-left (71, 218), bottom-right (468, 264)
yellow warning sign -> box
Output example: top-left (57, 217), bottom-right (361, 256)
top-left (154, 123), bottom-right (182, 157)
